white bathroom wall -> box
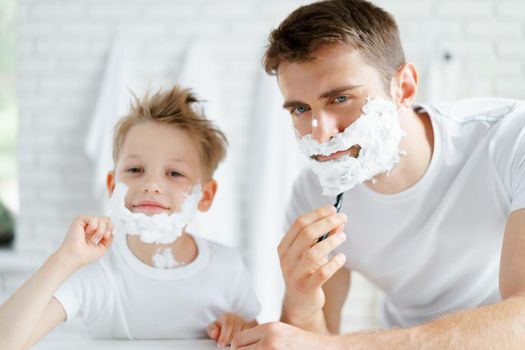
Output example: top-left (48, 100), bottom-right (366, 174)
top-left (3, 0), bottom-right (525, 335)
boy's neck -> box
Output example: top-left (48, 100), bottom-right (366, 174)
top-left (126, 232), bottom-right (198, 268)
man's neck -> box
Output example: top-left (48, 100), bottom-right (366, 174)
top-left (126, 232), bottom-right (198, 267)
top-left (365, 107), bottom-right (434, 194)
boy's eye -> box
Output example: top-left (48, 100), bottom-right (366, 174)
top-left (168, 170), bottom-right (183, 178)
top-left (126, 167), bottom-right (143, 174)
top-left (333, 95), bottom-right (349, 104)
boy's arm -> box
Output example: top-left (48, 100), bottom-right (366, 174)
top-left (0, 216), bottom-right (113, 350)
top-left (22, 298), bottom-right (68, 350)
top-left (0, 251), bottom-right (76, 350)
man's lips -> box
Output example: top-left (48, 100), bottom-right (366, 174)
top-left (313, 145), bottom-right (361, 162)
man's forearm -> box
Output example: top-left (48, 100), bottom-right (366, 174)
top-left (341, 293), bottom-right (525, 349)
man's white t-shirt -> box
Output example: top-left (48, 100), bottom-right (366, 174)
top-left (286, 98), bottom-right (525, 328)
top-left (54, 234), bottom-right (260, 339)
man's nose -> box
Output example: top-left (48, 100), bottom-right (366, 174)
top-left (312, 113), bottom-right (339, 144)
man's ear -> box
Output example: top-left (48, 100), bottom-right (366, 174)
top-left (391, 63), bottom-right (419, 108)
top-left (107, 171), bottom-right (116, 197)
top-left (198, 179), bottom-right (218, 212)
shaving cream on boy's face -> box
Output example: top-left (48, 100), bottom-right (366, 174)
top-left (295, 97), bottom-right (406, 197)
top-left (106, 182), bottom-right (202, 244)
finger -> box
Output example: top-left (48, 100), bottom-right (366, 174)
top-left (231, 326), bottom-right (264, 349)
top-left (278, 205), bottom-right (336, 254)
top-left (228, 319), bottom-right (245, 345)
top-left (83, 217), bottom-right (98, 235)
top-left (296, 230), bottom-right (347, 277)
top-left (218, 317), bottom-right (234, 347)
top-left (305, 253), bottom-right (346, 290)
top-left (207, 321), bottom-right (220, 340)
top-left (232, 342), bottom-right (258, 350)
top-left (103, 229), bottom-right (112, 240)
top-left (102, 218), bottom-right (113, 240)
top-left (105, 217), bottom-right (113, 238)
top-left (91, 219), bottom-right (108, 244)
top-left (285, 213), bottom-right (347, 265)
top-left (96, 234), bottom-right (113, 251)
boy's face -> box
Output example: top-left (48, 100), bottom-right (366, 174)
top-left (107, 121), bottom-right (216, 215)
top-left (277, 43), bottom-right (398, 161)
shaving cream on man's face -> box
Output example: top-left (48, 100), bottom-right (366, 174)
top-left (295, 97), bottom-right (406, 197)
top-left (106, 182), bottom-right (202, 244)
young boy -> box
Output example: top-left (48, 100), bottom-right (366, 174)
top-left (0, 85), bottom-right (260, 349)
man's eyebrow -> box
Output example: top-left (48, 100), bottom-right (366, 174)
top-left (319, 85), bottom-right (362, 99)
top-left (282, 85), bottom-right (363, 109)
top-left (282, 100), bottom-right (305, 110)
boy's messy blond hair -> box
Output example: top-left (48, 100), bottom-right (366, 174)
top-left (112, 85), bottom-right (228, 179)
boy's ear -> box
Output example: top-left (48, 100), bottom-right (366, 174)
top-left (107, 171), bottom-right (116, 197)
top-left (198, 179), bottom-right (218, 212)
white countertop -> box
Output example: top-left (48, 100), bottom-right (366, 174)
top-left (33, 339), bottom-right (222, 349)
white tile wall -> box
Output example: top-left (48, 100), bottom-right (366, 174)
top-left (6, 0), bottom-right (525, 335)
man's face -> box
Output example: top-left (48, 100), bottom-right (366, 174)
top-left (278, 43), bottom-right (393, 162)
top-left (114, 122), bottom-right (203, 216)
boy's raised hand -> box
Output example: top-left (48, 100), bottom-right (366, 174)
top-left (207, 313), bottom-right (258, 348)
top-left (58, 216), bottom-right (114, 269)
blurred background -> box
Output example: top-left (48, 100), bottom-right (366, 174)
top-left (0, 0), bottom-right (525, 341)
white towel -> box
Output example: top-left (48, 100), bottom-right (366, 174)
top-left (179, 39), bottom-right (240, 248)
top-left (245, 70), bottom-right (306, 322)
top-left (85, 39), bottom-right (139, 201)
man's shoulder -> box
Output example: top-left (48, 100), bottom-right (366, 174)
top-left (419, 97), bottom-right (523, 123)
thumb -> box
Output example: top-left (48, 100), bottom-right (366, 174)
top-left (207, 321), bottom-right (220, 340)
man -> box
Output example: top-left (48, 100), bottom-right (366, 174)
top-left (232, 0), bottom-right (525, 349)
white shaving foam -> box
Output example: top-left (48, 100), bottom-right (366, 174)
top-left (106, 182), bottom-right (202, 244)
top-left (152, 247), bottom-right (182, 269)
top-left (296, 97), bottom-right (406, 196)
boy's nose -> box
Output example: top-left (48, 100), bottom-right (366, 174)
top-left (312, 113), bottom-right (339, 144)
top-left (142, 176), bottom-right (162, 194)
top-left (143, 183), bottom-right (161, 194)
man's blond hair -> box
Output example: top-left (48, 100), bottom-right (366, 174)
top-left (112, 85), bottom-right (228, 179)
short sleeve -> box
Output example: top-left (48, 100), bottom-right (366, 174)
top-left (230, 255), bottom-right (261, 321)
top-left (490, 102), bottom-right (525, 213)
top-left (509, 146), bottom-right (525, 213)
top-left (54, 261), bottom-right (108, 324)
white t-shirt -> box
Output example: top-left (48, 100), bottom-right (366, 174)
top-left (54, 234), bottom-right (260, 339)
top-left (286, 98), bottom-right (525, 328)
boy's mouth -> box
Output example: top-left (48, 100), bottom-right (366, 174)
top-left (132, 200), bottom-right (170, 214)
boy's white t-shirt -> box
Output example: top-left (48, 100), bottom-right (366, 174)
top-left (286, 98), bottom-right (525, 328)
top-left (54, 234), bottom-right (260, 339)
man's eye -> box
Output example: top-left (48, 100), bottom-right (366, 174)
top-left (334, 95), bottom-right (348, 104)
top-left (292, 105), bottom-right (310, 115)
top-left (126, 167), bottom-right (142, 174)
